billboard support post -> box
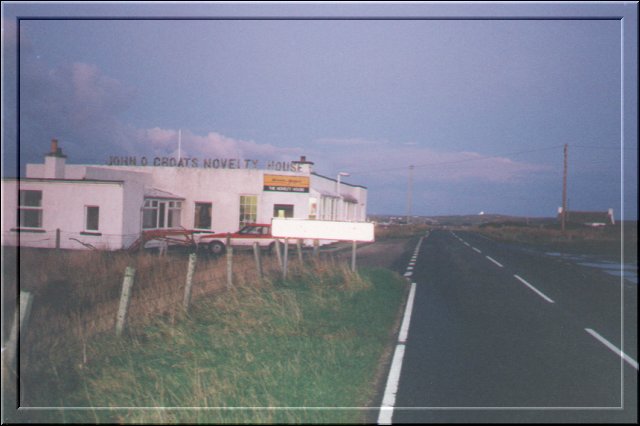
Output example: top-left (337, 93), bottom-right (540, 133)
top-left (271, 219), bottom-right (374, 273)
top-left (351, 240), bottom-right (357, 272)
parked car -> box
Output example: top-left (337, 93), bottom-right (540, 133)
top-left (197, 223), bottom-right (298, 255)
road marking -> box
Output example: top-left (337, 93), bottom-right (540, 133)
top-left (464, 242), bottom-right (470, 247)
top-left (513, 274), bottom-right (555, 304)
top-left (486, 256), bottom-right (503, 268)
top-left (379, 281), bottom-right (416, 424)
top-left (406, 266), bottom-right (414, 271)
top-left (378, 344), bottom-right (405, 425)
top-left (379, 238), bottom-right (422, 425)
top-left (399, 283), bottom-right (416, 343)
top-left (585, 328), bottom-right (639, 370)
top-left (472, 247), bottom-right (482, 254)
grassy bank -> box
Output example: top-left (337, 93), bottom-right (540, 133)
top-left (4, 255), bottom-right (406, 424)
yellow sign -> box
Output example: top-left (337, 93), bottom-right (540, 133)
top-left (263, 175), bottom-right (310, 193)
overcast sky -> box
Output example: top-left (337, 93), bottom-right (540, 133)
top-left (2, 2), bottom-right (638, 219)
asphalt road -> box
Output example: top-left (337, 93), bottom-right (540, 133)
top-left (383, 229), bottom-right (637, 423)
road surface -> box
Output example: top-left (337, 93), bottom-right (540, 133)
top-left (380, 229), bottom-right (637, 423)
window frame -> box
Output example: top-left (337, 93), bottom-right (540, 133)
top-left (194, 202), bottom-right (212, 230)
top-left (142, 198), bottom-right (183, 230)
top-left (273, 204), bottom-right (294, 219)
top-left (239, 195), bottom-right (258, 227)
top-left (18, 190), bottom-right (43, 229)
top-left (85, 205), bottom-right (100, 232)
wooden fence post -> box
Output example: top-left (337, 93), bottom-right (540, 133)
top-left (313, 239), bottom-right (319, 258)
top-left (226, 247), bottom-right (234, 289)
top-left (182, 253), bottom-right (197, 311)
top-left (4, 291), bottom-right (33, 367)
top-left (159, 240), bottom-right (168, 257)
top-left (253, 242), bottom-right (263, 282)
top-left (115, 266), bottom-right (135, 336)
top-left (55, 229), bottom-right (61, 250)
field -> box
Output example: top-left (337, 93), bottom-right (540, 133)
top-left (472, 221), bottom-right (637, 264)
top-left (2, 246), bottom-right (407, 423)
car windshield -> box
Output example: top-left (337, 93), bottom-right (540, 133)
top-left (239, 226), bottom-right (263, 235)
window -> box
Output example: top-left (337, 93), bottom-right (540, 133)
top-left (143, 199), bottom-right (182, 229)
top-left (308, 198), bottom-right (317, 220)
top-left (18, 190), bottom-right (42, 228)
top-left (239, 225), bottom-right (267, 235)
top-left (168, 201), bottom-right (182, 228)
top-left (85, 206), bottom-right (99, 231)
top-left (194, 202), bottom-right (212, 229)
top-left (143, 199), bottom-right (158, 229)
top-left (273, 204), bottom-right (294, 219)
top-left (239, 195), bottom-right (257, 227)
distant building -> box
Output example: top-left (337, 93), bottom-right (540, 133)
top-left (557, 207), bottom-right (615, 227)
top-left (2, 139), bottom-right (368, 250)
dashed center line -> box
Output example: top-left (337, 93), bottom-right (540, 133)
top-left (485, 256), bottom-right (503, 268)
top-left (472, 247), bottom-right (482, 254)
top-left (585, 328), bottom-right (638, 370)
top-left (514, 274), bottom-right (555, 304)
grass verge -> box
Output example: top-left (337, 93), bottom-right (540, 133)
top-left (8, 265), bottom-right (406, 424)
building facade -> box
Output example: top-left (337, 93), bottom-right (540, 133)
top-left (2, 140), bottom-right (368, 250)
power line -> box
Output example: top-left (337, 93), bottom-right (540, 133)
top-left (348, 144), bottom-right (565, 176)
top-left (572, 144), bottom-right (636, 151)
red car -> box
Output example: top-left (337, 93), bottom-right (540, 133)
top-left (197, 223), bottom-right (298, 255)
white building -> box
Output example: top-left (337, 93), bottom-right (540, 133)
top-left (2, 140), bottom-right (368, 250)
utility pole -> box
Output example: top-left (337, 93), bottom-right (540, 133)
top-left (406, 165), bottom-right (414, 224)
top-left (561, 143), bottom-right (568, 232)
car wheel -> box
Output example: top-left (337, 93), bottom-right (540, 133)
top-left (209, 241), bottom-right (226, 256)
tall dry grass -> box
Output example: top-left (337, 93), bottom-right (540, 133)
top-left (2, 246), bottom-right (368, 411)
top-left (15, 257), bottom-right (394, 423)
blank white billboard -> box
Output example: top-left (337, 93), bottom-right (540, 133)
top-left (271, 218), bottom-right (374, 242)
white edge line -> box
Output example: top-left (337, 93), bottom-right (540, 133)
top-left (398, 283), bottom-right (416, 343)
top-left (486, 256), bottom-right (503, 268)
top-left (377, 344), bottom-right (405, 425)
top-left (513, 274), bottom-right (555, 304)
top-left (586, 328), bottom-right (639, 370)
top-left (378, 282), bottom-right (416, 424)
top-left (379, 238), bottom-right (421, 425)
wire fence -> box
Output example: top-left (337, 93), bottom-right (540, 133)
top-left (1, 229), bottom-right (142, 251)
top-left (2, 245), bottom-right (310, 384)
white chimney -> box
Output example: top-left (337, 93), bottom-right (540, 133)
top-left (292, 155), bottom-right (314, 174)
top-left (44, 138), bottom-right (67, 179)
